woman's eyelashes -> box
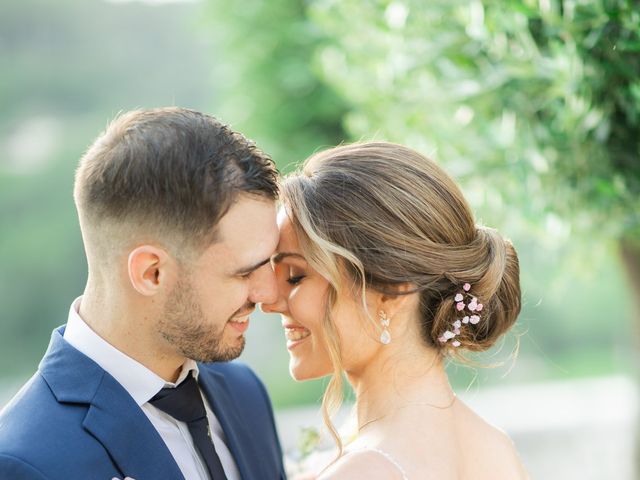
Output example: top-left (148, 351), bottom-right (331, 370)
top-left (274, 263), bottom-right (307, 286)
top-left (286, 274), bottom-right (305, 285)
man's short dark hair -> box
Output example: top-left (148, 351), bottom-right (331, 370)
top-left (74, 107), bottom-right (279, 251)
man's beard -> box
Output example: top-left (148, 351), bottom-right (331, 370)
top-left (158, 279), bottom-right (245, 363)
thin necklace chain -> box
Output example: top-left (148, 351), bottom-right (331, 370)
top-left (357, 393), bottom-right (457, 433)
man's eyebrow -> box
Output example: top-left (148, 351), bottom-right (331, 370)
top-left (233, 257), bottom-right (272, 275)
top-left (271, 252), bottom-right (306, 264)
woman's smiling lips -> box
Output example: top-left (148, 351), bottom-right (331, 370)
top-left (282, 321), bottom-right (311, 349)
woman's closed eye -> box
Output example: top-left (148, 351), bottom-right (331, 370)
top-left (287, 275), bottom-right (305, 285)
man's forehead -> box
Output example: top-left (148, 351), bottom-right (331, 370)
top-left (217, 197), bottom-right (277, 236)
top-left (210, 197), bottom-right (278, 267)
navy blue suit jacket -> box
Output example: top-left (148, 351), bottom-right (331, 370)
top-left (0, 327), bottom-right (286, 480)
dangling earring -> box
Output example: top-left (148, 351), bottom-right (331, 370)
top-left (379, 310), bottom-right (391, 345)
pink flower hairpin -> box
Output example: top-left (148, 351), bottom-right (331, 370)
top-left (438, 282), bottom-right (483, 347)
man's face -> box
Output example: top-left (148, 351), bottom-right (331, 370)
top-left (157, 195), bottom-right (279, 362)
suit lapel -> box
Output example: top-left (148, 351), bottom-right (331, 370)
top-left (40, 328), bottom-right (184, 480)
top-left (83, 373), bottom-right (185, 480)
top-left (198, 368), bottom-right (258, 480)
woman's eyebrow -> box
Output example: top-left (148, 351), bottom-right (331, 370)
top-left (271, 252), bottom-right (306, 264)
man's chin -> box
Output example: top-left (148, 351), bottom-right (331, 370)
top-left (194, 337), bottom-right (245, 363)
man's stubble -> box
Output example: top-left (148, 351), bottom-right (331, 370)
top-left (158, 278), bottom-right (245, 363)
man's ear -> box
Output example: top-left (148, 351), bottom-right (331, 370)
top-left (127, 245), bottom-right (171, 296)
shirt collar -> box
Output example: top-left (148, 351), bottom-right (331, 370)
top-left (63, 296), bottom-right (199, 406)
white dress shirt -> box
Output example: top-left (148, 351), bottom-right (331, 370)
top-left (63, 297), bottom-right (241, 480)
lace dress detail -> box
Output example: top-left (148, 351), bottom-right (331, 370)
top-left (346, 448), bottom-right (409, 480)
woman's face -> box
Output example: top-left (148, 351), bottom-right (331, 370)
top-left (262, 210), bottom-right (381, 381)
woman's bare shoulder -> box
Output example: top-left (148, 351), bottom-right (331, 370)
top-left (318, 449), bottom-right (406, 480)
top-left (462, 418), bottom-right (529, 479)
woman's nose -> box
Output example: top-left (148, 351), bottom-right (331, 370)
top-left (260, 295), bottom-right (287, 314)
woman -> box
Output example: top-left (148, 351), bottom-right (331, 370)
top-left (263, 142), bottom-right (528, 479)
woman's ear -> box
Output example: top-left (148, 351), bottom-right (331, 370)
top-left (379, 283), bottom-right (420, 318)
top-left (127, 245), bottom-right (171, 296)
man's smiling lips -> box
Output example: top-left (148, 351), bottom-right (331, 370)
top-left (228, 309), bottom-right (253, 333)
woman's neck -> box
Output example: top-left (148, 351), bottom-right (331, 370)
top-left (347, 343), bottom-right (454, 433)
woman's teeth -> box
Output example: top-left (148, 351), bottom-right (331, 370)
top-left (285, 328), bottom-right (311, 341)
top-left (230, 316), bottom-right (249, 323)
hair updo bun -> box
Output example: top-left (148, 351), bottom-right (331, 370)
top-left (282, 141), bottom-right (522, 355)
top-left (426, 228), bottom-right (521, 352)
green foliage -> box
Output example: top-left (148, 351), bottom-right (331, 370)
top-left (0, 0), bottom-right (214, 125)
top-left (0, 138), bottom-right (86, 366)
top-left (202, 0), bottom-right (348, 170)
top-left (309, 0), bottom-right (640, 239)
top-left (201, 0), bottom-right (635, 399)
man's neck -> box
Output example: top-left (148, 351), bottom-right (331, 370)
top-left (79, 291), bottom-right (185, 383)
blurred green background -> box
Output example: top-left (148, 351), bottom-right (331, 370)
top-left (1, 0), bottom-right (637, 413)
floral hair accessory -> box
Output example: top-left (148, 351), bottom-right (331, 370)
top-left (438, 283), bottom-right (483, 347)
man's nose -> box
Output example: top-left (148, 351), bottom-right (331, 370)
top-left (256, 268), bottom-right (289, 314)
top-left (249, 264), bottom-right (279, 306)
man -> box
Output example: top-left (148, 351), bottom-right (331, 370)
top-left (0, 108), bottom-right (287, 479)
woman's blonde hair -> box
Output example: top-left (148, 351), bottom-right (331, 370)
top-left (281, 142), bottom-right (521, 453)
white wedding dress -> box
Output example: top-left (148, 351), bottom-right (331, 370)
top-left (343, 448), bottom-right (409, 480)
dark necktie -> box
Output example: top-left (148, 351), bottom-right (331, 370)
top-left (150, 373), bottom-right (229, 480)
